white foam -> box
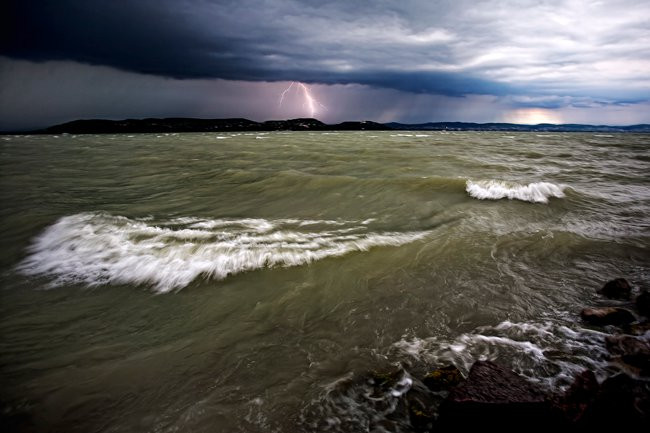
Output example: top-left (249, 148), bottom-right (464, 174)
top-left (466, 180), bottom-right (566, 203)
top-left (19, 213), bottom-right (429, 292)
top-left (301, 369), bottom-right (414, 432)
top-left (390, 376), bottom-right (413, 397)
top-left (393, 320), bottom-right (609, 389)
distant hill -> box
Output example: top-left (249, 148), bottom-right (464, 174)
top-left (6, 118), bottom-right (650, 134)
top-left (386, 122), bottom-right (650, 132)
top-left (34, 118), bottom-right (390, 134)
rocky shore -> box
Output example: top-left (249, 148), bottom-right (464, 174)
top-left (356, 278), bottom-right (650, 431)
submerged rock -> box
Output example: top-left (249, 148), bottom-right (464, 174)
top-left (405, 383), bottom-right (439, 433)
top-left (553, 370), bottom-right (650, 428)
top-left (422, 365), bottom-right (463, 392)
top-left (636, 291), bottom-right (650, 317)
top-left (551, 370), bottom-right (599, 425)
top-left (437, 360), bottom-right (552, 428)
top-left (369, 368), bottom-right (403, 390)
top-left (598, 278), bottom-right (632, 299)
top-left (581, 307), bottom-right (636, 326)
top-left (623, 320), bottom-right (650, 336)
top-left (605, 334), bottom-right (650, 376)
top-left (408, 406), bottom-right (434, 432)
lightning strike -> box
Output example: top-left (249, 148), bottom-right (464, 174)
top-left (278, 81), bottom-right (326, 118)
top-left (278, 82), bottom-right (295, 107)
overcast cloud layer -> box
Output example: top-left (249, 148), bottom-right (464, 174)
top-left (1, 0), bottom-right (649, 128)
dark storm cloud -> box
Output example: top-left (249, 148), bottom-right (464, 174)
top-left (0, 0), bottom-right (511, 96)
top-left (1, 1), bottom-right (231, 78)
top-left (5, 0), bottom-right (648, 100)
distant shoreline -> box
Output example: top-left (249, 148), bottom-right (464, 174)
top-left (3, 117), bottom-right (650, 134)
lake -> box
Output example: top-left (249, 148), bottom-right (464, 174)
top-left (1, 131), bottom-right (648, 432)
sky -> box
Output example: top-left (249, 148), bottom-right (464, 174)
top-left (1, 0), bottom-right (649, 130)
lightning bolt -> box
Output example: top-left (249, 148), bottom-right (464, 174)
top-left (278, 82), bottom-right (295, 107)
top-left (278, 81), bottom-right (327, 118)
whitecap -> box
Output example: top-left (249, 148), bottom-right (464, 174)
top-left (466, 180), bottom-right (566, 204)
top-left (18, 213), bottom-right (429, 292)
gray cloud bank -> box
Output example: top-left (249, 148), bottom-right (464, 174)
top-left (3, 0), bottom-right (649, 98)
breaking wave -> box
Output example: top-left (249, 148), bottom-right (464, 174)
top-left (466, 180), bottom-right (566, 203)
top-left (18, 213), bottom-right (429, 292)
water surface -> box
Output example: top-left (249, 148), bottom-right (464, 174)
top-left (1, 131), bottom-right (648, 431)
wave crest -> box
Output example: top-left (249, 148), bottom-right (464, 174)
top-left (18, 213), bottom-right (428, 292)
top-left (466, 180), bottom-right (566, 203)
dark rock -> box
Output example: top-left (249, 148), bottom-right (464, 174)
top-left (583, 373), bottom-right (650, 428)
top-left (581, 307), bottom-right (636, 326)
top-left (623, 320), bottom-right (650, 336)
top-left (438, 360), bottom-right (553, 428)
top-left (422, 365), bottom-right (463, 392)
top-left (367, 368), bottom-right (406, 393)
top-left (605, 335), bottom-right (650, 375)
top-left (598, 278), bottom-right (632, 299)
top-left (404, 382), bottom-right (439, 433)
top-left (551, 370), bottom-right (599, 425)
top-left (637, 291), bottom-right (650, 317)
top-left (369, 369), bottom-right (401, 387)
top-left (408, 406), bottom-right (435, 432)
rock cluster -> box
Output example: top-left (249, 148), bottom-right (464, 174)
top-left (580, 278), bottom-right (650, 375)
top-left (410, 360), bottom-right (648, 430)
top-left (368, 278), bottom-right (650, 431)
top-left (437, 361), bottom-right (553, 429)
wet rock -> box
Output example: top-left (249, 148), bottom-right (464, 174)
top-left (598, 278), bottom-right (632, 299)
top-left (605, 334), bottom-right (650, 375)
top-left (580, 307), bottom-right (636, 326)
top-left (405, 384), bottom-right (438, 433)
top-left (636, 291), bottom-right (650, 317)
top-left (583, 373), bottom-right (650, 428)
top-left (437, 360), bottom-right (553, 428)
top-left (551, 370), bottom-right (599, 425)
top-left (422, 365), bottom-right (463, 392)
top-left (408, 406), bottom-right (434, 432)
top-left (369, 368), bottom-right (402, 390)
top-left (623, 320), bottom-right (650, 336)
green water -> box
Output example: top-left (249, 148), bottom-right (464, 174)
top-left (1, 131), bottom-right (648, 432)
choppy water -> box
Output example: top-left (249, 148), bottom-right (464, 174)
top-left (1, 131), bottom-right (648, 432)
